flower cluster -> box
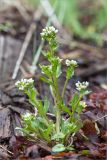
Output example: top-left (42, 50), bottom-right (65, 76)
top-left (41, 26), bottom-right (58, 40)
top-left (15, 78), bottom-right (34, 90)
top-left (50, 56), bottom-right (63, 65)
top-left (40, 65), bottom-right (52, 75)
top-left (57, 57), bottom-right (63, 63)
top-left (76, 81), bottom-right (89, 91)
top-left (22, 112), bottom-right (32, 120)
top-left (79, 101), bottom-right (87, 108)
top-left (22, 109), bottom-right (38, 121)
top-left (65, 59), bottom-right (77, 67)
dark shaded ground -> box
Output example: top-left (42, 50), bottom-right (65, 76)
top-left (0, 6), bottom-right (107, 160)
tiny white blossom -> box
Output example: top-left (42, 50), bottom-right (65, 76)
top-left (57, 57), bottom-right (63, 63)
top-left (65, 59), bottom-right (71, 66)
top-left (79, 101), bottom-right (87, 108)
top-left (15, 80), bottom-right (20, 86)
top-left (22, 110), bottom-right (38, 120)
top-left (41, 65), bottom-right (52, 74)
top-left (15, 78), bottom-right (34, 90)
top-left (70, 60), bottom-right (77, 66)
top-left (66, 59), bottom-right (77, 67)
top-left (76, 81), bottom-right (89, 91)
top-left (22, 112), bottom-right (31, 119)
top-left (41, 26), bottom-right (58, 39)
top-left (28, 78), bottom-right (34, 83)
top-left (19, 86), bottom-right (24, 90)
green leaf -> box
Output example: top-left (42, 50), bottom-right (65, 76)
top-left (81, 150), bottom-right (90, 155)
top-left (74, 120), bottom-right (83, 132)
top-left (61, 104), bottom-right (71, 116)
top-left (66, 146), bottom-right (75, 151)
top-left (44, 52), bottom-right (53, 61)
top-left (51, 132), bottom-right (65, 140)
top-left (52, 144), bottom-right (66, 153)
top-left (40, 76), bottom-right (52, 85)
top-left (66, 67), bottom-right (74, 80)
top-left (80, 90), bottom-right (91, 95)
top-left (70, 93), bottom-right (79, 111)
top-left (29, 99), bottom-right (37, 108)
top-left (76, 105), bottom-right (83, 114)
top-left (56, 64), bottom-right (62, 78)
top-left (36, 117), bottom-right (47, 129)
top-left (30, 88), bottom-right (37, 99)
top-left (61, 119), bottom-right (77, 135)
top-left (42, 124), bottom-right (54, 142)
top-left (36, 101), bottom-right (45, 117)
top-left (25, 87), bottom-right (37, 100)
top-left (43, 97), bottom-right (50, 113)
top-left (40, 65), bottom-right (52, 76)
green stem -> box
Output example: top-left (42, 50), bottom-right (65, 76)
top-left (51, 86), bottom-right (60, 134)
top-left (54, 80), bottom-right (62, 135)
top-left (51, 75), bottom-right (62, 135)
top-left (56, 108), bottom-right (60, 134)
top-left (61, 78), bottom-right (69, 98)
top-left (49, 41), bottom-right (62, 135)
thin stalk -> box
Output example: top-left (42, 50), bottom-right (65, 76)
top-left (51, 73), bottom-right (62, 135)
top-left (52, 78), bottom-right (61, 134)
top-left (56, 108), bottom-right (60, 133)
top-left (61, 78), bottom-right (69, 98)
top-left (54, 78), bottom-right (62, 134)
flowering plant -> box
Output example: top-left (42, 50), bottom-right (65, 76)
top-left (15, 26), bottom-right (90, 153)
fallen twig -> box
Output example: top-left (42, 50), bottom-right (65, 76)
top-left (12, 6), bottom-right (43, 79)
top-left (0, 36), bottom-right (5, 69)
top-left (0, 145), bottom-right (13, 155)
top-left (94, 114), bottom-right (107, 122)
top-left (14, 1), bottom-right (31, 22)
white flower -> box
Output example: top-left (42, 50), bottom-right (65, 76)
top-left (27, 78), bottom-right (34, 83)
top-left (41, 65), bottom-right (52, 74)
top-left (76, 81), bottom-right (89, 91)
top-left (79, 101), bottom-right (87, 108)
top-left (40, 26), bottom-right (58, 39)
top-left (22, 112), bottom-right (31, 119)
top-left (15, 80), bottom-right (20, 86)
top-left (19, 86), bottom-right (24, 90)
top-left (15, 78), bottom-right (34, 90)
top-left (65, 59), bottom-right (77, 67)
top-left (57, 57), bottom-right (63, 63)
top-left (65, 59), bottom-right (70, 66)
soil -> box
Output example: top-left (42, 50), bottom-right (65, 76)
top-left (0, 5), bottom-right (106, 160)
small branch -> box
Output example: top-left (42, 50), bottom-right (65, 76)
top-left (94, 114), bottom-right (107, 122)
top-left (14, 1), bottom-right (31, 22)
top-left (12, 6), bottom-right (43, 79)
top-left (0, 145), bottom-right (13, 155)
top-left (0, 36), bottom-right (5, 69)
top-left (30, 40), bottom-right (44, 74)
top-left (12, 23), bottom-right (35, 79)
